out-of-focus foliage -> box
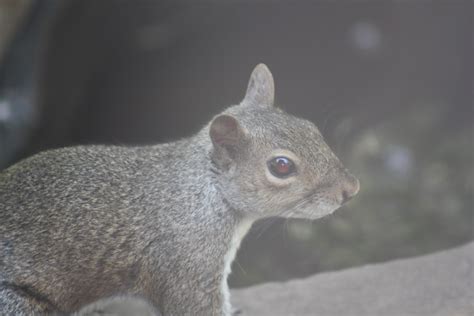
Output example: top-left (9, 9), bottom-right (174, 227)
top-left (0, 0), bottom-right (32, 61)
top-left (0, 0), bottom-right (472, 288)
top-left (0, 0), bottom-right (55, 168)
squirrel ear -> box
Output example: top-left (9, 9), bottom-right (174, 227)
top-left (243, 63), bottom-right (275, 107)
top-left (209, 114), bottom-right (245, 150)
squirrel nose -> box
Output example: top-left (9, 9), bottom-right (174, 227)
top-left (340, 175), bottom-right (360, 204)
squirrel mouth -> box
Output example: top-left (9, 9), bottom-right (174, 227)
top-left (285, 198), bottom-right (341, 220)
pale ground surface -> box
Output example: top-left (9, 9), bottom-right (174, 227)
top-left (231, 242), bottom-right (474, 316)
top-left (81, 242), bottom-right (473, 316)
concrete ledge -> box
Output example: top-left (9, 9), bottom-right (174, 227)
top-left (231, 242), bottom-right (474, 316)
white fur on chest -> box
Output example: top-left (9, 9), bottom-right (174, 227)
top-left (221, 218), bottom-right (253, 315)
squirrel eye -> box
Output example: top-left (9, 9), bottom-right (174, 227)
top-left (268, 156), bottom-right (296, 178)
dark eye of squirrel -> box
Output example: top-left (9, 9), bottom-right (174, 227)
top-left (268, 156), bottom-right (296, 178)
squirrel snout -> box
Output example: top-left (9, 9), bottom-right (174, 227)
top-left (340, 175), bottom-right (360, 204)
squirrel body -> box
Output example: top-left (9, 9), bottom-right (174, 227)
top-left (0, 64), bottom-right (359, 315)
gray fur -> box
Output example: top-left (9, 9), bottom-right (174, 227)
top-left (0, 64), bottom-right (359, 315)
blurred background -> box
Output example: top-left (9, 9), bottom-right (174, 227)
top-left (0, 0), bottom-right (472, 288)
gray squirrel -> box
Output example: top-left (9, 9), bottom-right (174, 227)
top-left (0, 64), bottom-right (359, 315)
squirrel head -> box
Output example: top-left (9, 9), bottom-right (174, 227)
top-left (209, 64), bottom-right (359, 220)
